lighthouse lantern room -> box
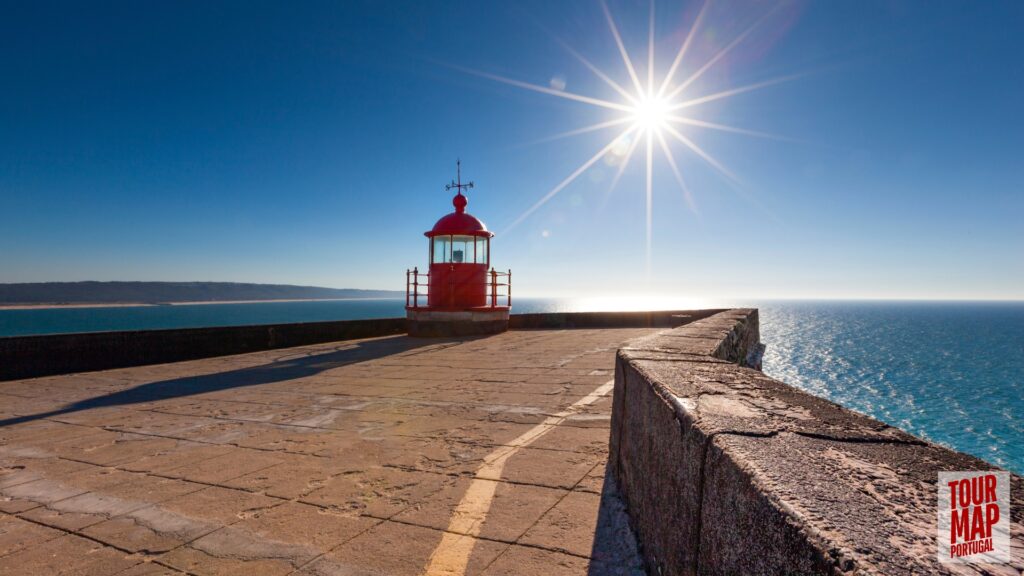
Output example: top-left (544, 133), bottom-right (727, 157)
top-left (406, 162), bottom-right (511, 337)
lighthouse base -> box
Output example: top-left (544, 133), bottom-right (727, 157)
top-left (406, 307), bottom-right (510, 337)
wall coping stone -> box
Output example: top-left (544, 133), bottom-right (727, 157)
top-left (610, 308), bottom-right (1023, 575)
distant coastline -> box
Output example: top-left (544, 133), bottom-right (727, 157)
top-left (0, 281), bottom-right (403, 308)
top-left (0, 297), bottom-right (403, 311)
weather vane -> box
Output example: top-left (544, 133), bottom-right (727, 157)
top-left (445, 159), bottom-right (474, 195)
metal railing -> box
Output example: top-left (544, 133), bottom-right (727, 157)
top-left (406, 267), bottom-right (429, 309)
top-left (405, 267), bottom-right (511, 309)
top-left (488, 268), bottom-right (511, 308)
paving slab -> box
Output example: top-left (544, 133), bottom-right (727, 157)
top-left (392, 477), bottom-right (568, 542)
top-left (0, 328), bottom-right (654, 574)
top-left (519, 491), bottom-right (603, 557)
top-left (113, 562), bottom-right (189, 575)
top-left (481, 546), bottom-right (590, 576)
top-left (0, 533), bottom-right (138, 575)
top-left (296, 520), bottom-right (509, 576)
top-left (0, 513), bottom-right (64, 557)
top-left (299, 466), bottom-right (457, 518)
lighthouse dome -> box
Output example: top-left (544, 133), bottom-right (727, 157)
top-left (425, 194), bottom-right (494, 238)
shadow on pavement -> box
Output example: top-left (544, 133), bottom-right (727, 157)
top-left (0, 335), bottom-right (469, 429)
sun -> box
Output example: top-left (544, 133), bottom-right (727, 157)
top-left (453, 0), bottom-right (797, 273)
top-left (630, 95), bottom-right (671, 133)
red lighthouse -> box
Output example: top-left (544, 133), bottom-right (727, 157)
top-left (406, 161), bottom-right (511, 336)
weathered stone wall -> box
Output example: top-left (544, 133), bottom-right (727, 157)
top-left (0, 318), bottom-right (406, 381)
top-left (610, 308), bottom-right (1023, 575)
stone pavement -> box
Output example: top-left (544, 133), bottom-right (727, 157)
top-left (0, 328), bottom-right (656, 575)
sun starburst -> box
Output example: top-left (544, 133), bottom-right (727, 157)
top-left (630, 94), bottom-right (671, 133)
top-left (459, 0), bottom-right (797, 273)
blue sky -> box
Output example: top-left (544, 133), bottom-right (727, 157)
top-left (1, 0), bottom-right (1021, 300)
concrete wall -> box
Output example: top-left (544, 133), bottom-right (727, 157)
top-left (0, 309), bottom-right (722, 382)
top-left (0, 318), bottom-right (406, 381)
top-left (610, 309), bottom-right (1024, 575)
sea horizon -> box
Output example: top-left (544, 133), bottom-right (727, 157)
top-left (2, 294), bottom-right (1022, 318)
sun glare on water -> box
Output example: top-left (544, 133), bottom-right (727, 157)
top-left (456, 0), bottom-right (799, 274)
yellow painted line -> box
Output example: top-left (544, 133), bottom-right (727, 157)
top-left (423, 379), bottom-right (615, 576)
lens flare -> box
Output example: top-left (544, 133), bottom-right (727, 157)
top-left (459, 0), bottom-right (799, 274)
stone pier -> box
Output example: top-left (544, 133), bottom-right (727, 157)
top-left (0, 319), bottom-right (684, 575)
top-left (1, 309), bottom-right (1021, 575)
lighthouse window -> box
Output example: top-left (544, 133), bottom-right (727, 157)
top-left (432, 235), bottom-right (478, 264)
top-left (475, 237), bottom-right (488, 264)
top-left (432, 237), bottom-right (450, 264)
top-left (450, 235), bottom-right (473, 264)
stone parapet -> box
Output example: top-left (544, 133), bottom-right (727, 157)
top-left (610, 308), bottom-right (1024, 575)
top-left (0, 318), bottom-right (406, 381)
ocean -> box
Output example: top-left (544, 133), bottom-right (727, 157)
top-left (1, 298), bottom-right (1021, 473)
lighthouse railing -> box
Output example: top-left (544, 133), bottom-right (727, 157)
top-left (406, 267), bottom-right (430, 309)
top-left (488, 269), bottom-right (512, 308)
top-left (405, 267), bottom-right (510, 309)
